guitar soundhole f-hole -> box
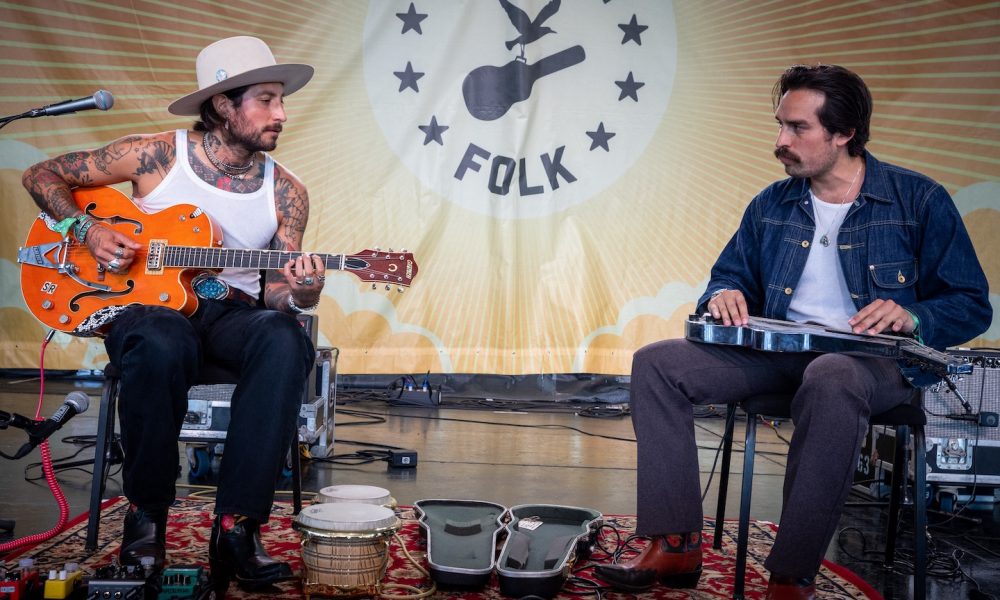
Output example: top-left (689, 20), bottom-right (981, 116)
top-left (69, 281), bottom-right (135, 311)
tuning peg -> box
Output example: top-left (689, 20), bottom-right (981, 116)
top-left (385, 284), bottom-right (391, 291)
top-left (400, 248), bottom-right (407, 253)
top-left (397, 287), bottom-right (405, 293)
top-left (371, 283), bottom-right (377, 290)
top-left (388, 248), bottom-right (394, 252)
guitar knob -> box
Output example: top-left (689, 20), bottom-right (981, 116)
top-left (41, 300), bottom-right (53, 310)
top-left (58, 314), bottom-right (70, 324)
top-left (159, 293), bottom-right (169, 302)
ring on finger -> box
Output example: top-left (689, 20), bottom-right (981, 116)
top-left (295, 279), bottom-right (304, 285)
top-left (303, 276), bottom-right (315, 285)
top-left (108, 258), bottom-right (121, 270)
top-left (114, 247), bottom-right (124, 258)
top-left (317, 275), bottom-right (326, 282)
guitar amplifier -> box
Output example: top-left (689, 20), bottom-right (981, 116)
top-left (854, 350), bottom-right (1000, 496)
top-left (923, 350), bottom-right (1000, 441)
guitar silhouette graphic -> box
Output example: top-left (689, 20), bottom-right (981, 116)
top-left (463, 0), bottom-right (584, 121)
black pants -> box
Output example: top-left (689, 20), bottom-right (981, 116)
top-left (630, 339), bottom-right (917, 579)
top-left (104, 300), bottom-right (314, 522)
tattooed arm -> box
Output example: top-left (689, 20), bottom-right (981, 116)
top-left (264, 166), bottom-right (325, 312)
top-left (20, 133), bottom-right (177, 272)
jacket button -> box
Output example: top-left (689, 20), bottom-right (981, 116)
top-left (801, 240), bottom-right (810, 248)
top-left (784, 287), bottom-right (793, 295)
top-left (897, 271), bottom-right (906, 283)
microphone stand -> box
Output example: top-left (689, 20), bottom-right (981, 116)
top-left (0, 110), bottom-right (32, 131)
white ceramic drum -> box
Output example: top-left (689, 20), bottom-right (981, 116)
top-left (314, 484), bottom-right (397, 508)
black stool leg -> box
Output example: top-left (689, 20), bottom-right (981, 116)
top-left (86, 377), bottom-right (118, 552)
top-left (714, 404), bottom-right (738, 550)
top-left (884, 425), bottom-right (909, 568)
top-left (291, 441), bottom-right (302, 515)
top-left (734, 412), bottom-right (757, 600)
top-left (913, 425), bottom-right (927, 600)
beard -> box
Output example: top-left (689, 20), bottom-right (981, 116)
top-left (224, 113), bottom-right (282, 153)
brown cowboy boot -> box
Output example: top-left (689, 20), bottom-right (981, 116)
top-left (594, 532), bottom-right (702, 591)
top-left (765, 574), bottom-right (817, 600)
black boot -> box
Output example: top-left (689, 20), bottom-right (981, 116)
top-left (209, 515), bottom-right (293, 590)
top-left (119, 505), bottom-right (168, 573)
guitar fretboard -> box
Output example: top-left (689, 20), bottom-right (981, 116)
top-left (163, 246), bottom-right (344, 270)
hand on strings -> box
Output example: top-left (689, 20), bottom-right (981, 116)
top-left (86, 224), bottom-right (141, 274)
top-left (282, 252), bottom-right (326, 305)
top-left (848, 299), bottom-right (915, 336)
top-left (706, 289), bottom-right (749, 326)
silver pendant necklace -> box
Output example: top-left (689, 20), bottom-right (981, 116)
top-left (816, 164), bottom-right (862, 247)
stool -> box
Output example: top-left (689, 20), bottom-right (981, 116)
top-left (712, 393), bottom-right (927, 600)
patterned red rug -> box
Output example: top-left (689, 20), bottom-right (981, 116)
top-left (4, 497), bottom-right (881, 599)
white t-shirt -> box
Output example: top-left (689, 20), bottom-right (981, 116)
top-left (786, 190), bottom-right (856, 330)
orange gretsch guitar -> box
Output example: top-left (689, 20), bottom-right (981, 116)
top-left (18, 186), bottom-right (418, 336)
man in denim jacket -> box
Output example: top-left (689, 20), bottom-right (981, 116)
top-left (596, 65), bottom-right (991, 599)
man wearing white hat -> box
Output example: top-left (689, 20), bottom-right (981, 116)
top-left (22, 36), bottom-right (320, 590)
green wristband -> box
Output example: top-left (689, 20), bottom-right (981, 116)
top-left (905, 309), bottom-right (923, 344)
top-left (50, 216), bottom-right (78, 238)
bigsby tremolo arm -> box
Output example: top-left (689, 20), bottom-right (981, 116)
top-left (18, 239), bottom-right (112, 292)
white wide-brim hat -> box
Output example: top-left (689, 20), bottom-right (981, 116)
top-left (168, 36), bottom-right (314, 116)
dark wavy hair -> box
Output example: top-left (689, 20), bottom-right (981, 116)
top-left (193, 85), bottom-right (250, 132)
top-left (773, 64), bottom-right (872, 157)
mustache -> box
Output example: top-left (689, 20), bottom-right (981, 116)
top-left (774, 147), bottom-right (799, 162)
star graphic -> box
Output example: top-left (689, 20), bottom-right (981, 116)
top-left (394, 61), bottom-right (425, 93)
top-left (619, 14), bottom-right (648, 45)
top-left (586, 122), bottom-right (616, 152)
top-left (615, 71), bottom-right (645, 102)
top-left (396, 2), bottom-right (427, 35)
top-left (418, 116), bottom-right (448, 146)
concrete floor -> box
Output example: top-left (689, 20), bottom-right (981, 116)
top-left (1, 373), bottom-right (998, 599)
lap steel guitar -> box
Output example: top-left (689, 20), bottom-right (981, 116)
top-left (685, 314), bottom-right (971, 377)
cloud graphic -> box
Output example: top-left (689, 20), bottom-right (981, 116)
top-left (323, 274), bottom-right (453, 371)
top-left (572, 279), bottom-right (706, 372)
top-left (953, 181), bottom-right (1000, 217)
top-left (0, 140), bottom-right (48, 170)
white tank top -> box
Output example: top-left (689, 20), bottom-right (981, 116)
top-left (134, 129), bottom-right (278, 298)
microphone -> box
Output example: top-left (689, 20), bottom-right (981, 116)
top-left (28, 90), bottom-right (114, 118)
top-left (13, 391), bottom-right (91, 459)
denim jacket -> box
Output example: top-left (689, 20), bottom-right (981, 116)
top-left (697, 151), bottom-right (992, 353)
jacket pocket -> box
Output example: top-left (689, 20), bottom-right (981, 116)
top-left (868, 259), bottom-right (918, 290)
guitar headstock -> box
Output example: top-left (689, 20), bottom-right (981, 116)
top-left (344, 248), bottom-right (418, 291)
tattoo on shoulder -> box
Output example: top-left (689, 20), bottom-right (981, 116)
top-left (93, 136), bottom-right (138, 176)
top-left (133, 139), bottom-right (175, 178)
top-left (275, 171), bottom-right (308, 238)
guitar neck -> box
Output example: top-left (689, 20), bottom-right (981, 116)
top-left (530, 45), bottom-right (586, 78)
top-left (163, 246), bottom-right (344, 271)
